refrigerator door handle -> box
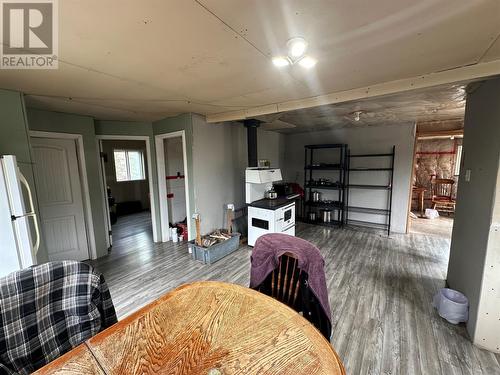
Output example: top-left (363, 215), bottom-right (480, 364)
top-left (18, 172), bottom-right (40, 255)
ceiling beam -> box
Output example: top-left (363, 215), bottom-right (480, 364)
top-left (206, 60), bottom-right (500, 123)
top-left (417, 129), bottom-right (464, 138)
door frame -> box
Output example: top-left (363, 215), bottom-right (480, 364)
top-left (96, 135), bottom-right (159, 244)
top-left (96, 139), bottom-right (113, 250)
top-left (406, 129), bottom-right (464, 232)
top-left (29, 131), bottom-right (97, 259)
top-left (155, 131), bottom-right (191, 242)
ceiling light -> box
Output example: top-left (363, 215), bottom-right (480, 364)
top-left (298, 56), bottom-right (317, 69)
top-left (272, 56), bottom-right (290, 67)
top-left (353, 111), bottom-right (363, 122)
top-left (272, 37), bottom-right (317, 69)
top-left (287, 37), bottom-right (308, 58)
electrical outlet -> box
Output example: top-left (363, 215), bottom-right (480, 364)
top-left (465, 169), bottom-right (471, 182)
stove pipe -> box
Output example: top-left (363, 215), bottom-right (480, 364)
top-left (243, 119), bottom-right (261, 168)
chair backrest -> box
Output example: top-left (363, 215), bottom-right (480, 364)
top-left (257, 252), bottom-right (303, 309)
top-left (255, 253), bottom-right (331, 339)
top-left (431, 178), bottom-right (454, 199)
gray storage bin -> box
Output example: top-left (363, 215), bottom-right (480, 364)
top-left (189, 232), bottom-right (241, 265)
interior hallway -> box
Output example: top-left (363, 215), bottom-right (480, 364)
top-left (89, 224), bottom-right (500, 374)
top-left (109, 211), bottom-right (153, 257)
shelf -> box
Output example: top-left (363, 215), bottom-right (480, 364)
top-left (346, 219), bottom-right (389, 229)
top-left (305, 144), bottom-right (346, 149)
top-left (305, 184), bottom-right (344, 190)
top-left (346, 146), bottom-right (395, 236)
top-left (303, 219), bottom-right (343, 227)
top-left (305, 165), bottom-right (343, 171)
top-left (304, 143), bottom-right (347, 230)
top-left (349, 153), bottom-right (393, 158)
top-left (349, 168), bottom-right (392, 171)
top-left (348, 184), bottom-right (391, 190)
top-left (305, 201), bottom-right (343, 209)
top-left (347, 206), bottom-right (389, 215)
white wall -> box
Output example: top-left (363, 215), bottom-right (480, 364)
top-left (164, 137), bottom-right (186, 223)
top-left (447, 78), bottom-right (500, 352)
top-left (191, 115), bottom-right (284, 234)
top-left (282, 123), bottom-right (416, 233)
top-left (257, 128), bottom-right (285, 168)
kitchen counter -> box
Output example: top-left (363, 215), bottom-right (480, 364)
top-left (249, 194), bottom-right (299, 211)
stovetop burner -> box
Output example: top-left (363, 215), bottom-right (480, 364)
top-left (249, 196), bottom-right (298, 210)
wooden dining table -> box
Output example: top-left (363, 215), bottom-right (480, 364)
top-left (35, 281), bottom-right (345, 375)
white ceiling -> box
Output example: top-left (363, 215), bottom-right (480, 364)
top-left (0, 0), bottom-right (499, 122)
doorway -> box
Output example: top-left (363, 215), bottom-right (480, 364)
top-left (408, 131), bottom-right (463, 238)
top-left (155, 131), bottom-right (191, 242)
top-left (98, 137), bottom-right (157, 251)
top-left (30, 133), bottom-right (95, 261)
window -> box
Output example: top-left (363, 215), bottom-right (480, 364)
top-left (114, 150), bottom-right (146, 181)
top-left (454, 145), bottom-right (463, 176)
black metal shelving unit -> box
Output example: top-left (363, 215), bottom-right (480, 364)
top-left (303, 144), bottom-right (348, 228)
top-left (345, 146), bottom-right (395, 236)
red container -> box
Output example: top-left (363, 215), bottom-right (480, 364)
top-left (177, 223), bottom-right (188, 241)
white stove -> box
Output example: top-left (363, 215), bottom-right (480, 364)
top-left (246, 168), bottom-right (296, 246)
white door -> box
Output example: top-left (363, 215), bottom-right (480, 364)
top-left (31, 137), bottom-right (89, 261)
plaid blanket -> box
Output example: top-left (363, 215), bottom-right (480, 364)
top-left (0, 261), bottom-right (117, 374)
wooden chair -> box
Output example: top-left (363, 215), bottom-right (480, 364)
top-left (254, 252), bottom-right (332, 340)
top-left (431, 178), bottom-right (456, 213)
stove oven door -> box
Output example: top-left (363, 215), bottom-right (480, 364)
top-left (248, 206), bottom-right (275, 247)
top-left (276, 203), bottom-right (295, 235)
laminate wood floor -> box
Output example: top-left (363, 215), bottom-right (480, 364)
top-left (90, 216), bottom-right (500, 375)
top-left (111, 211), bottom-right (153, 242)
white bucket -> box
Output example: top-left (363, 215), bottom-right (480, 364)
top-left (171, 227), bottom-right (178, 243)
top-left (433, 288), bottom-right (468, 324)
top-left (425, 208), bottom-right (439, 219)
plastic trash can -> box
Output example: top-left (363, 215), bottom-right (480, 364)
top-left (433, 288), bottom-right (468, 324)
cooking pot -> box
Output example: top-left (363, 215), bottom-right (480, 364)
top-left (311, 191), bottom-right (321, 202)
top-left (265, 188), bottom-right (278, 200)
top-left (321, 209), bottom-right (332, 223)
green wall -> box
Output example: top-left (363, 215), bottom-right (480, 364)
top-left (447, 78), bottom-right (500, 343)
top-left (27, 108), bottom-right (108, 258)
top-left (0, 91), bottom-right (48, 262)
top-left (95, 116), bottom-right (196, 240)
top-left (0, 89), bottom-right (31, 163)
top-left (153, 114), bottom-right (195, 238)
top-left (1, 89), bottom-right (197, 259)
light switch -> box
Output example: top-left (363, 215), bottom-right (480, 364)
top-left (465, 169), bottom-right (471, 182)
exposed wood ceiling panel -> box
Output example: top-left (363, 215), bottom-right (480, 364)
top-left (256, 84), bottom-right (466, 134)
top-left (0, 0), bottom-right (498, 121)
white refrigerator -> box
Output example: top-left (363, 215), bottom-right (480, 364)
top-left (0, 155), bottom-right (40, 277)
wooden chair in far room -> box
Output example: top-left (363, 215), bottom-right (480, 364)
top-left (431, 178), bottom-right (456, 214)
